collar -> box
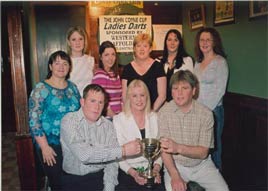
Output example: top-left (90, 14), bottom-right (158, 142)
top-left (76, 108), bottom-right (104, 126)
top-left (170, 100), bottom-right (196, 114)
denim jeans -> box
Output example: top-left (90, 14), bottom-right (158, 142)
top-left (212, 105), bottom-right (224, 171)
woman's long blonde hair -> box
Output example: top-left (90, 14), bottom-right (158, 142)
top-left (123, 79), bottom-right (151, 116)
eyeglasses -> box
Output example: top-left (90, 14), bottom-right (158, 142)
top-left (199, 39), bottom-right (213, 43)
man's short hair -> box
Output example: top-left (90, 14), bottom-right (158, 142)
top-left (82, 84), bottom-right (108, 105)
top-left (170, 70), bottom-right (199, 88)
top-left (170, 70), bottom-right (199, 99)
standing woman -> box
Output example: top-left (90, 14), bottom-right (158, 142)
top-left (121, 33), bottom-right (166, 112)
top-left (66, 26), bottom-right (95, 96)
top-left (194, 27), bottom-right (229, 171)
top-left (160, 29), bottom-right (194, 101)
top-left (92, 41), bottom-right (122, 119)
top-left (114, 79), bottom-right (163, 191)
top-left (28, 51), bottom-right (81, 190)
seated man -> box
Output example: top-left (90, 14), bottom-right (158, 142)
top-left (158, 70), bottom-right (229, 191)
top-left (60, 84), bottom-right (141, 191)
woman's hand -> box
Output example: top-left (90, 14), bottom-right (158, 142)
top-left (128, 168), bottom-right (147, 185)
top-left (106, 107), bottom-right (116, 118)
top-left (41, 145), bottom-right (57, 166)
top-left (153, 164), bottom-right (161, 184)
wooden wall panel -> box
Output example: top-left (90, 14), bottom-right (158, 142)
top-left (222, 92), bottom-right (267, 190)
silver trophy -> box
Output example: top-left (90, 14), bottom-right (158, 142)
top-left (141, 138), bottom-right (161, 188)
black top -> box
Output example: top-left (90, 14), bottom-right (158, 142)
top-left (166, 67), bottom-right (175, 102)
top-left (121, 60), bottom-right (166, 107)
top-left (140, 129), bottom-right (145, 139)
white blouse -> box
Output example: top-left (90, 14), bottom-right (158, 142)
top-left (113, 112), bottom-right (162, 173)
top-left (70, 54), bottom-right (94, 96)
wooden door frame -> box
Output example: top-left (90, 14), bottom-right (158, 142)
top-left (7, 5), bottom-right (37, 190)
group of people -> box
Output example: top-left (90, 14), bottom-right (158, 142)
top-left (28, 25), bottom-right (229, 191)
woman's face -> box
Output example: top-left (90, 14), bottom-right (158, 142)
top-left (166, 32), bottom-right (179, 54)
top-left (129, 85), bottom-right (147, 112)
top-left (100, 47), bottom-right (116, 72)
top-left (134, 41), bottom-right (152, 60)
top-left (68, 31), bottom-right (85, 54)
top-left (49, 56), bottom-right (70, 79)
top-left (199, 32), bottom-right (214, 54)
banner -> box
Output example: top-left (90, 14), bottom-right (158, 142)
top-left (99, 15), bottom-right (152, 52)
top-left (90, 1), bottom-right (143, 8)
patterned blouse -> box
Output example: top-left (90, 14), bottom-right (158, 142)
top-left (28, 80), bottom-right (81, 146)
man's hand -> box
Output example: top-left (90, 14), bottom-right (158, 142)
top-left (123, 139), bottom-right (141, 157)
top-left (171, 176), bottom-right (187, 191)
top-left (160, 137), bottom-right (179, 154)
top-left (41, 145), bottom-right (57, 166)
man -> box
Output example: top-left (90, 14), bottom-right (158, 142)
top-left (158, 70), bottom-right (229, 191)
top-left (60, 84), bottom-right (141, 191)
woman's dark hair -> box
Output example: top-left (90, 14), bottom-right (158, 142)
top-left (46, 50), bottom-right (72, 80)
top-left (195, 27), bottom-right (227, 62)
top-left (99, 41), bottom-right (119, 76)
top-left (162, 29), bottom-right (192, 69)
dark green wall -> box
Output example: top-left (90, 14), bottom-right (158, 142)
top-left (182, 1), bottom-right (268, 99)
top-left (35, 5), bottom-right (86, 81)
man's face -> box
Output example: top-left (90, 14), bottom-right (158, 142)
top-left (171, 81), bottom-right (196, 111)
top-left (80, 90), bottom-right (105, 123)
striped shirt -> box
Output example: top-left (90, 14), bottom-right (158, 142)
top-left (158, 100), bottom-right (214, 167)
top-left (92, 69), bottom-right (122, 114)
top-left (60, 109), bottom-right (122, 191)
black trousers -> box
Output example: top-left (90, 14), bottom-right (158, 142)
top-left (36, 145), bottom-right (63, 191)
top-left (115, 168), bottom-right (165, 191)
top-left (61, 170), bottom-right (104, 191)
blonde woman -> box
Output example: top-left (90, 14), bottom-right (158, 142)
top-left (114, 79), bottom-right (164, 190)
top-left (66, 26), bottom-right (95, 96)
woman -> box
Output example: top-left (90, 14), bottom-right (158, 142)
top-left (193, 27), bottom-right (229, 171)
top-left (160, 29), bottom-right (194, 101)
top-left (121, 33), bottom-right (166, 112)
top-left (28, 51), bottom-right (81, 190)
top-left (92, 41), bottom-right (122, 119)
top-left (113, 79), bottom-right (163, 191)
top-left (66, 26), bottom-right (95, 96)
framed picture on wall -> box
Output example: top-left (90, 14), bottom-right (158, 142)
top-left (214, 1), bottom-right (235, 26)
top-left (249, 1), bottom-right (268, 19)
top-left (189, 5), bottom-right (205, 30)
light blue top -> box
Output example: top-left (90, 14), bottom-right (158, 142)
top-left (194, 55), bottom-right (229, 110)
top-left (28, 80), bottom-right (81, 146)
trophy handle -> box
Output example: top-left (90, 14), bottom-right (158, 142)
top-left (151, 144), bottom-right (161, 160)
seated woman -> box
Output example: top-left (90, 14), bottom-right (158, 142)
top-left (113, 79), bottom-right (164, 191)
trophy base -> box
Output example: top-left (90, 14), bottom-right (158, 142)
top-left (145, 177), bottom-right (154, 189)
